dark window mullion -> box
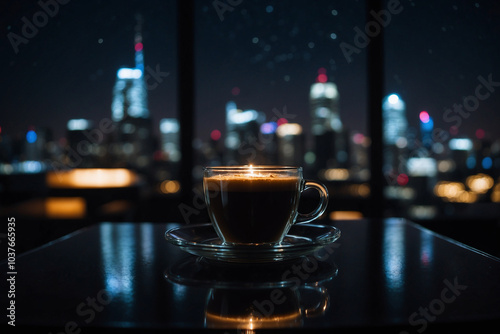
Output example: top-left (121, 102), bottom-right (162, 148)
top-left (177, 0), bottom-right (195, 203)
top-left (366, 0), bottom-right (385, 218)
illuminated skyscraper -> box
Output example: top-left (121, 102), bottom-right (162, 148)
top-left (110, 14), bottom-right (154, 170)
top-left (24, 126), bottom-right (52, 164)
top-left (382, 94), bottom-right (410, 185)
top-left (259, 121), bottom-right (279, 164)
top-left (111, 68), bottom-right (149, 122)
top-left (160, 118), bottom-right (180, 163)
top-left (66, 119), bottom-right (96, 167)
top-left (309, 69), bottom-right (348, 171)
top-left (449, 138), bottom-right (474, 179)
top-left (0, 128), bottom-right (12, 163)
top-left (111, 15), bottom-right (148, 122)
top-left (277, 123), bottom-right (304, 166)
top-left (224, 101), bottom-right (265, 165)
top-left (310, 75), bottom-right (341, 135)
top-left (419, 111), bottom-right (434, 150)
top-left (382, 94), bottom-right (407, 146)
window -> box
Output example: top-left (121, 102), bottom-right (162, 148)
top-left (194, 0), bottom-right (370, 216)
top-left (1, 0), bottom-right (178, 223)
top-left (1, 0), bottom-right (499, 228)
top-left (384, 0), bottom-right (500, 220)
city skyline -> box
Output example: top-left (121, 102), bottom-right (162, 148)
top-left (2, 0), bottom-right (500, 145)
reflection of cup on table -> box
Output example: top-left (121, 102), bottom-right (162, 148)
top-left (204, 286), bottom-right (329, 330)
top-left (203, 166), bottom-right (329, 245)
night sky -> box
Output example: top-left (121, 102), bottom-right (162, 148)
top-left (2, 0), bottom-right (500, 146)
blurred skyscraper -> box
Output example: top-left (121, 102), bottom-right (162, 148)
top-left (382, 94), bottom-right (408, 176)
top-left (419, 111), bottom-right (434, 150)
top-left (66, 119), bottom-right (96, 167)
top-left (160, 118), bottom-right (180, 163)
top-left (24, 127), bottom-right (47, 162)
top-left (110, 14), bottom-right (154, 170)
top-left (277, 123), bottom-right (304, 166)
top-left (224, 101), bottom-right (266, 165)
top-left (449, 138), bottom-right (474, 180)
top-left (259, 121), bottom-right (279, 164)
top-left (406, 111), bottom-right (437, 204)
top-left (383, 94), bottom-right (407, 145)
top-left (0, 129), bottom-right (12, 163)
top-left (309, 69), bottom-right (348, 172)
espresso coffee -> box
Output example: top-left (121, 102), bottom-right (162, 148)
top-left (204, 174), bottom-right (300, 244)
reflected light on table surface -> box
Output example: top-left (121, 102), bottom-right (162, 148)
top-left (420, 230), bottom-right (434, 268)
top-left (98, 222), bottom-right (156, 314)
top-left (383, 223), bottom-right (406, 292)
top-left (46, 168), bottom-right (138, 188)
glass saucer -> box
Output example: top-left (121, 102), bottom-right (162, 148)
top-left (164, 223), bottom-right (341, 263)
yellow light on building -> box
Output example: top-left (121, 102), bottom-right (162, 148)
top-left (322, 168), bottom-right (350, 181)
top-left (491, 184), bottom-right (500, 203)
top-left (455, 190), bottom-right (477, 203)
top-left (348, 183), bottom-right (370, 197)
top-left (437, 160), bottom-right (455, 173)
top-left (47, 168), bottom-right (138, 188)
top-left (45, 197), bottom-right (86, 219)
top-left (466, 173), bottom-right (494, 194)
top-left (434, 181), bottom-right (465, 198)
top-left (276, 123), bottom-right (303, 137)
top-left (330, 211), bottom-right (363, 220)
top-left (160, 180), bottom-right (181, 194)
top-left (434, 181), bottom-right (479, 203)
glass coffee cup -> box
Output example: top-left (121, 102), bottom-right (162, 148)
top-left (203, 165), bottom-right (329, 245)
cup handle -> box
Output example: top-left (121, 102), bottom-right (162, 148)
top-left (296, 180), bottom-right (329, 224)
top-left (300, 286), bottom-right (330, 317)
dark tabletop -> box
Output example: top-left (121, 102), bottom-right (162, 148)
top-left (1, 218), bottom-right (500, 333)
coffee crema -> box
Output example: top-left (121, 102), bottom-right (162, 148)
top-left (204, 175), bottom-right (301, 244)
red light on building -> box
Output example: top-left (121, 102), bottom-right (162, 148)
top-left (449, 126), bottom-right (458, 136)
top-left (316, 67), bottom-right (328, 83)
top-left (475, 128), bottom-right (485, 139)
top-left (317, 74), bottom-right (328, 83)
top-left (397, 173), bottom-right (409, 186)
top-left (135, 43), bottom-right (143, 52)
top-left (154, 150), bottom-right (165, 161)
top-left (419, 111), bottom-right (430, 123)
top-left (231, 86), bottom-right (240, 96)
top-left (210, 129), bottom-right (222, 141)
top-left (277, 118), bottom-right (288, 126)
top-left (353, 133), bottom-right (364, 145)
